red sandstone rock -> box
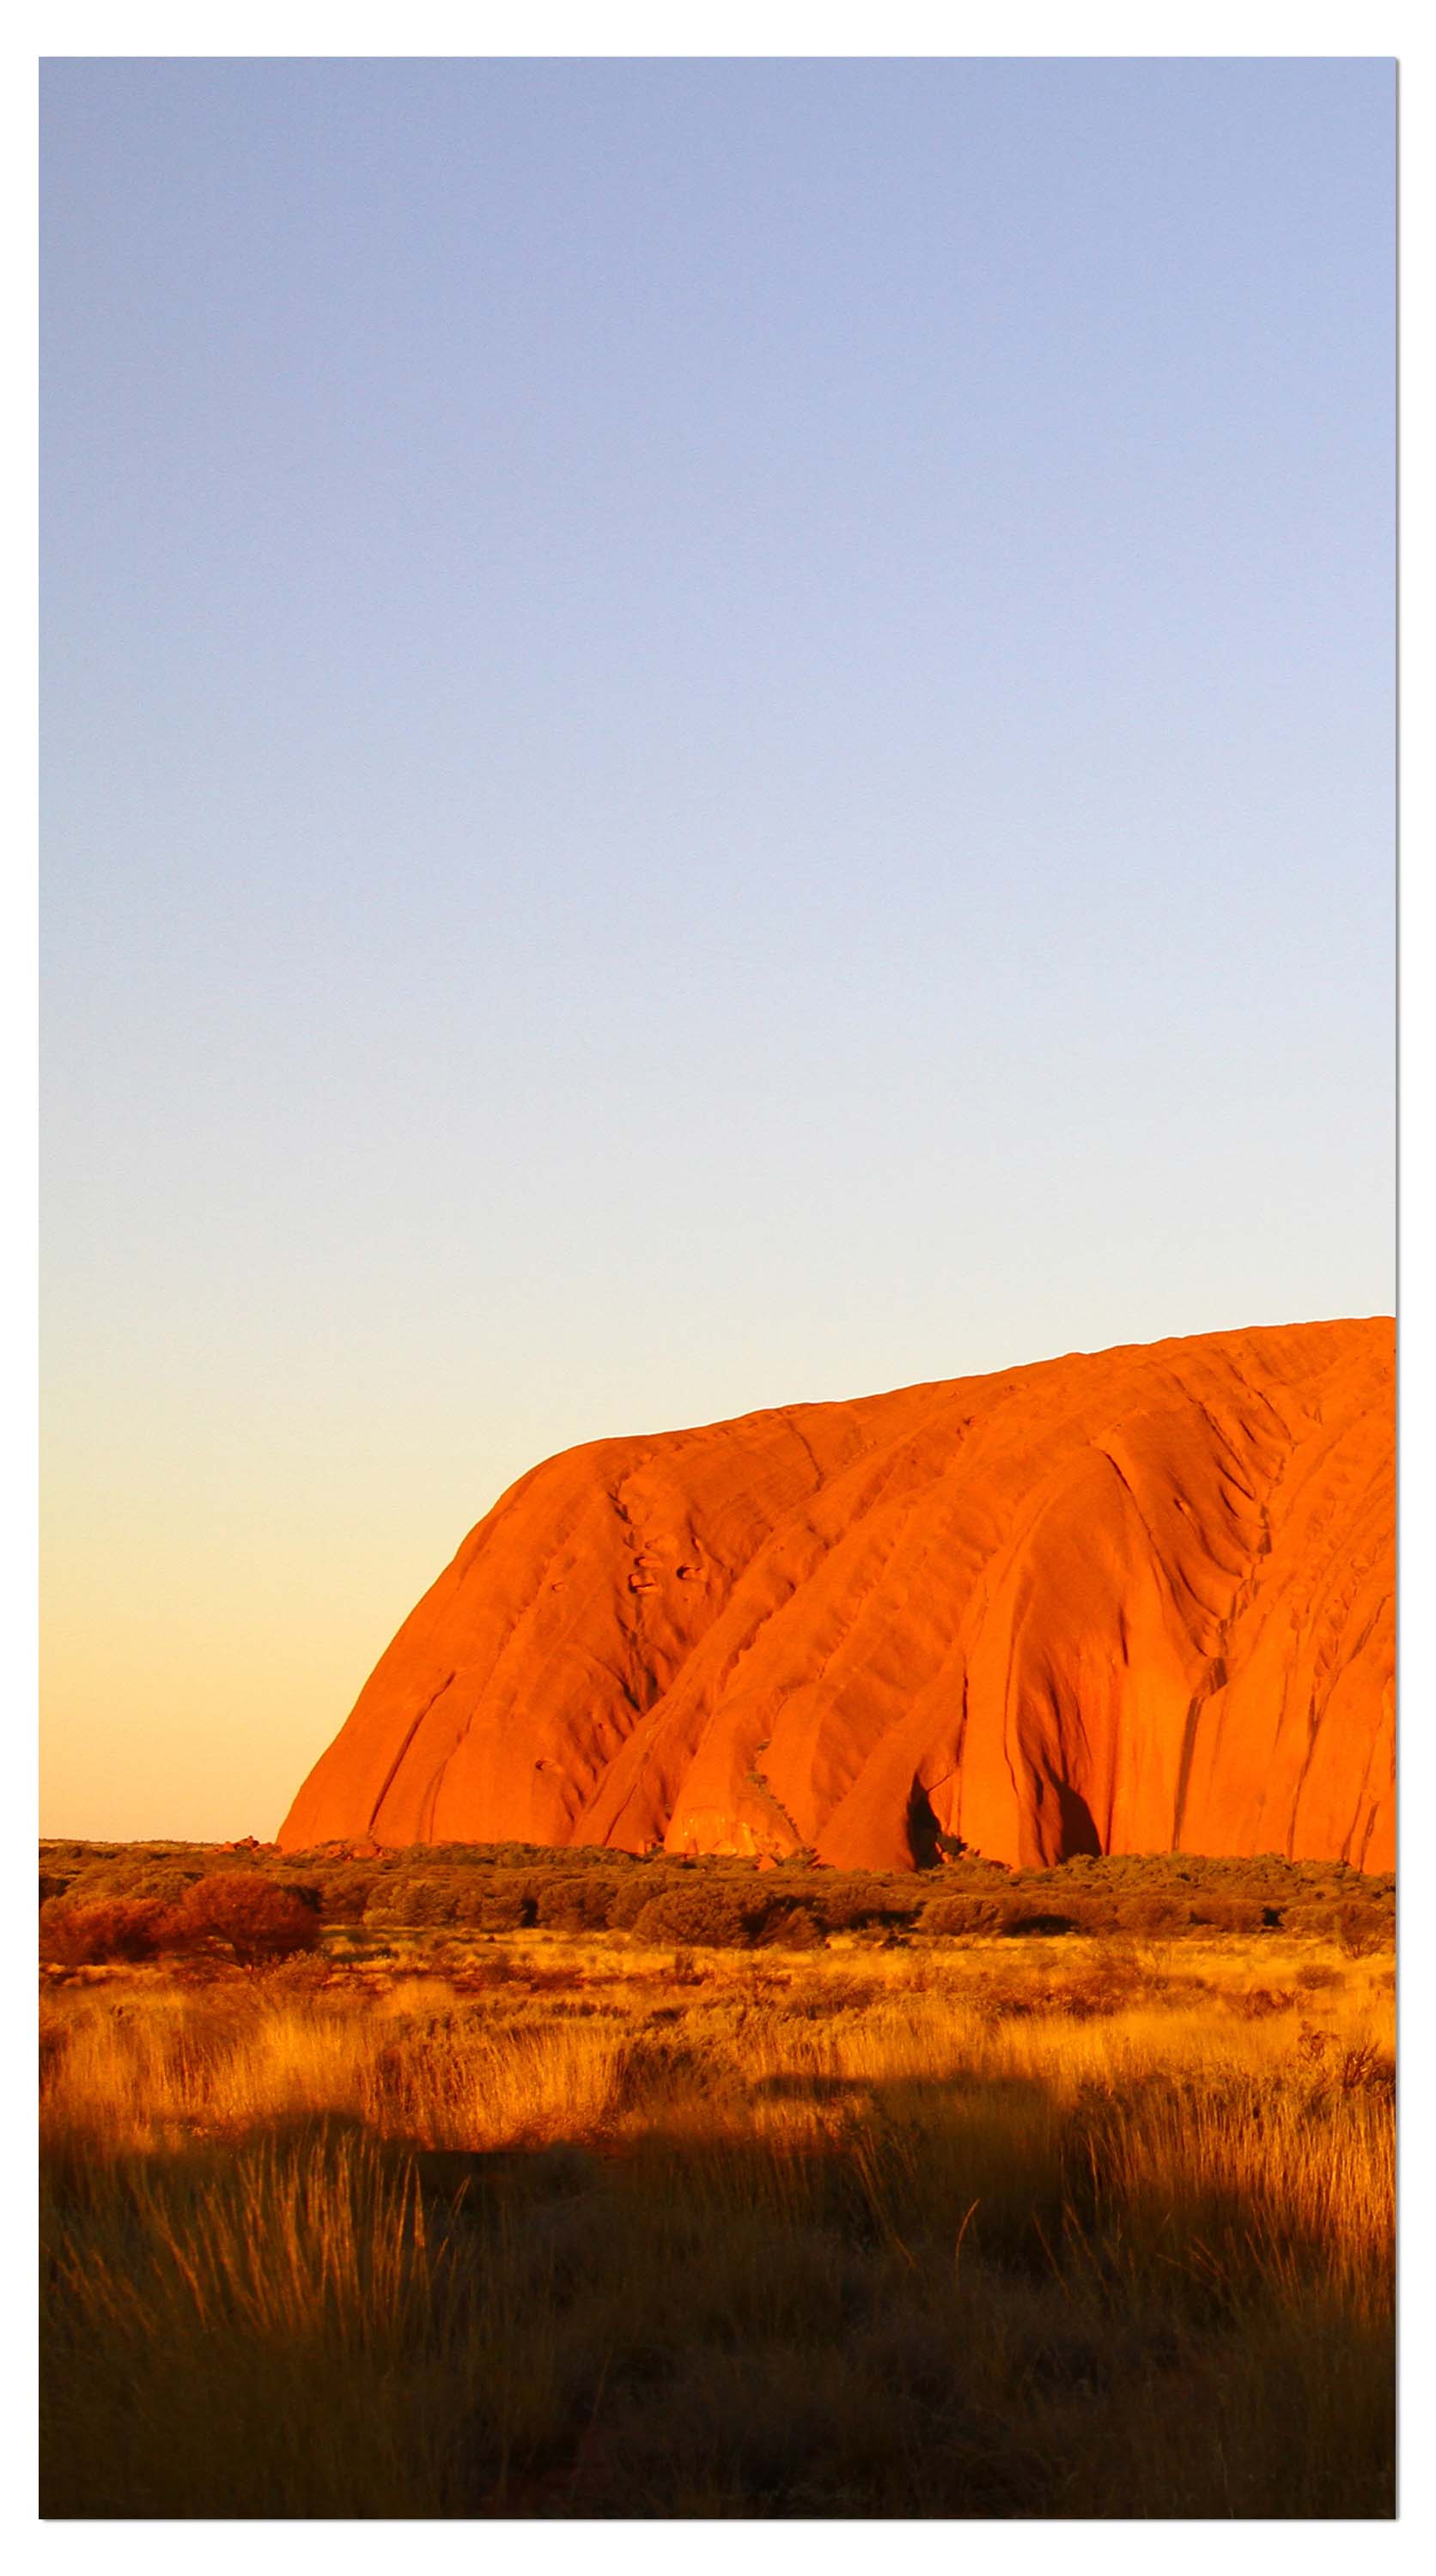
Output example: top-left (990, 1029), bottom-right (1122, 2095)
top-left (278, 1321), bottom-right (1394, 1870)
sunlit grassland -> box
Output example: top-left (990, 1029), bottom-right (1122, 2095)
top-left (40, 1927), bottom-right (1395, 2518)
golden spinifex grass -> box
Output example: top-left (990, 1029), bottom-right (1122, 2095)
top-left (40, 1929), bottom-right (1394, 2518)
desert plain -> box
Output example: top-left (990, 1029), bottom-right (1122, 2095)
top-left (40, 1320), bottom-right (1396, 2520)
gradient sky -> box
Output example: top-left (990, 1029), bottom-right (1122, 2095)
top-left (41, 57), bottom-right (1394, 1841)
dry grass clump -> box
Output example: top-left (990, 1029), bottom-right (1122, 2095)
top-left (39, 1921), bottom-right (1394, 2518)
top-left (43, 2134), bottom-right (464, 2517)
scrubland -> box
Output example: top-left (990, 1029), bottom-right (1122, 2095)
top-left (40, 1844), bottom-right (1395, 2519)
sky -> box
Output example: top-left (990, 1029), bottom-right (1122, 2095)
top-left (40, 57), bottom-right (1395, 1841)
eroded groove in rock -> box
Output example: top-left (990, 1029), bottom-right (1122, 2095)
top-left (278, 1319), bottom-right (1394, 1868)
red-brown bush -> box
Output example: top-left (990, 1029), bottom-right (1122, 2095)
top-left (40, 1896), bottom-right (169, 1966)
top-left (165, 1872), bottom-right (322, 1965)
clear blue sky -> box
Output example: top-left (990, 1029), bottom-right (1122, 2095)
top-left (40, 58), bottom-right (1395, 1836)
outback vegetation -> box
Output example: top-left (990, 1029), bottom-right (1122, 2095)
top-left (40, 1839), bottom-right (1395, 2518)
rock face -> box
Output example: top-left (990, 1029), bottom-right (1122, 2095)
top-left (278, 1320), bottom-right (1395, 1870)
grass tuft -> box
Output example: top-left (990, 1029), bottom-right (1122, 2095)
top-left (40, 1923), bottom-right (1394, 2518)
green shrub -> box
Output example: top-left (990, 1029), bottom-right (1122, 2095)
top-left (921, 1894), bottom-right (1007, 1938)
top-left (1114, 1893), bottom-right (1186, 1935)
top-left (996, 1904), bottom-right (1083, 1937)
top-left (383, 1875), bottom-right (464, 1927)
top-left (1280, 1900), bottom-right (1332, 1939)
top-left (755, 1903), bottom-right (824, 1950)
top-left (534, 1875), bottom-right (618, 1932)
top-left (31, 1840), bottom-right (1397, 1964)
top-left (313, 1868), bottom-right (379, 1923)
top-left (605, 1874), bottom-right (667, 1929)
top-left (120, 1865), bottom-right (204, 1905)
top-left (1185, 1895), bottom-right (1266, 1935)
top-left (812, 1881), bottom-right (922, 1935)
top-left (632, 1886), bottom-right (756, 1947)
top-left (441, 1880), bottom-right (493, 1929)
top-left (447, 1876), bottom-right (536, 1932)
top-left (1335, 1902), bottom-right (1390, 1959)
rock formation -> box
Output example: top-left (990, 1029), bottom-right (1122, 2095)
top-left (278, 1319), bottom-right (1394, 1869)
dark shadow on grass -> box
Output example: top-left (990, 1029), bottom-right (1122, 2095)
top-left (41, 2073), bottom-right (1393, 2521)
